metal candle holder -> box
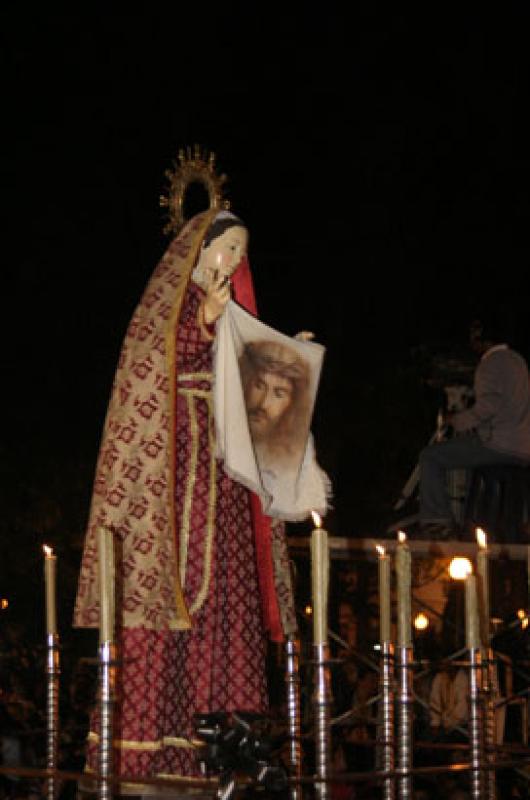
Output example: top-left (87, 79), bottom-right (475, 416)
top-left (396, 646), bottom-right (413, 800)
top-left (313, 642), bottom-right (332, 800)
top-left (98, 641), bottom-right (117, 800)
top-left (378, 642), bottom-right (395, 800)
top-left (469, 647), bottom-right (485, 800)
top-left (482, 647), bottom-right (497, 800)
top-left (285, 635), bottom-right (302, 800)
top-left (46, 633), bottom-right (60, 800)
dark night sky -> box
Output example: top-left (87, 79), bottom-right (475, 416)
top-left (3, 5), bottom-right (530, 541)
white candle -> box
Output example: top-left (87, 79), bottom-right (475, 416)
top-left (310, 512), bottom-right (329, 645)
top-left (395, 531), bottom-right (412, 647)
top-left (376, 545), bottom-right (391, 643)
top-left (43, 545), bottom-right (57, 635)
top-left (465, 573), bottom-right (481, 650)
top-left (97, 527), bottom-right (115, 644)
top-left (476, 527), bottom-right (489, 646)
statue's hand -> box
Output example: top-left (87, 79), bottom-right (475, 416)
top-left (294, 331), bottom-right (315, 342)
top-left (203, 270), bottom-right (231, 325)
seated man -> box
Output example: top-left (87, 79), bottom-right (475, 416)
top-left (419, 314), bottom-right (530, 538)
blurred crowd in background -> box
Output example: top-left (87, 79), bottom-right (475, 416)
top-left (0, 619), bottom-right (96, 800)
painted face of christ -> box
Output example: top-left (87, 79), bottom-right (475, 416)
top-left (239, 340), bottom-right (311, 470)
top-left (245, 370), bottom-right (295, 441)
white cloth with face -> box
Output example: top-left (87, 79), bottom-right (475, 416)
top-left (214, 300), bottom-right (330, 521)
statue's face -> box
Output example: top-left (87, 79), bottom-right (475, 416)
top-left (201, 226), bottom-right (248, 281)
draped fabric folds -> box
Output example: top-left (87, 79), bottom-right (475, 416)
top-left (74, 210), bottom-right (296, 780)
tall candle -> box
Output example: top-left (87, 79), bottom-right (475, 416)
top-left (98, 526), bottom-right (115, 644)
top-left (43, 546), bottom-right (57, 635)
top-left (310, 512), bottom-right (329, 645)
top-left (465, 573), bottom-right (481, 649)
top-left (476, 527), bottom-right (489, 646)
top-left (377, 545), bottom-right (391, 643)
top-left (395, 531), bottom-right (412, 647)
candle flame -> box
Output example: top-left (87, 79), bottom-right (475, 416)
top-left (414, 612), bottom-right (429, 631)
top-left (376, 544), bottom-right (386, 556)
top-left (517, 610), bottom-right (529, 629)
top-left (476, 527), bottom-right (487, 549)
top-left (397, 530), bottom-right (407, 544)
top-left (0, 599), bottom-right (8, 610)
top-left (305, 604), bottom-right (313, 616)
top-left (43, 545), bottom-right (54, 558)
top-left (311, 511), bottom-right (322, 528)
top-left (448, 556), bottom-right (473, 580)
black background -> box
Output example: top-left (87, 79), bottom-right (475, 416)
top-left (3, 6), bottom-right (530, 625)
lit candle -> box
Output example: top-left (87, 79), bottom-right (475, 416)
top-left (376, 545), bottom-right (391, 643)
top-left (43, 545), bottom-right (57, 635)
top-left (449, 557), bottom-right (472, 580)
top-left (395, 531), bottom-right (412, 647)
top-left (97, 526), bottom-right (115, 644)
top-left (310, 511), bottom-right (329, 645)
top-left (465, 572), bottom-right (481, 649)
top-left (414, 613), bottom-right (429, 632)
top-left (476, 527), bottom-right (489, 646)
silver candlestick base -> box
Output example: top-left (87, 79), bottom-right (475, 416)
top-left (396, 645), bottom-right (413, 800)
top-left (378, 642), bottom-right (395, 800)
top-left (469, 647), bottom-right (485, 800)
top-left (46, 633), bottom-right (60, 800)
top-left (98, 641), bottom-right (117, 800)
top-left (482, 647), bottom-right (497, 800)
top-left (285, 636), bottom-right (302, 800)
top-left (313, 642), bottom-right (332, 800)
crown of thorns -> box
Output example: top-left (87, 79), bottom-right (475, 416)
top-left (244, 342), bottom-right (308, 382)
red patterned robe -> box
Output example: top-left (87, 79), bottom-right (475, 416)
top-left (86, 282), bottom-right (269, 780)
top-left (76, 211), bottom-right (296, 786)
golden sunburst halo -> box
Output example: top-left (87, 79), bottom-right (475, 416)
top-left (160, 144), bottom-right (230, 235)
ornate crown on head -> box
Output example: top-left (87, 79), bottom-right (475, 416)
top-left (160, 144), bottom-right (231, 235)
